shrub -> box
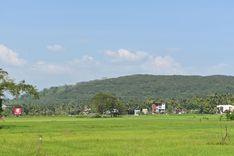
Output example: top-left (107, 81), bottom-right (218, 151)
top-left (89, 113), bottom-right (102, 118)
top-left (226, 111), bottom-right (234, 120)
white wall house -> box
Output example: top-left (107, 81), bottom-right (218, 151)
top-left (152, 103), bottom-right (166, 114)
top-left (134, 110), bottom-right (141, 116)
top-left (142, 109), bottom-right (148, 114)
top-left (217, 105), bottom-right (234, 114)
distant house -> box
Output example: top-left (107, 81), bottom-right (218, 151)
top-left (134, 109), bottom-right (141, 116)
top-left (105, 108), bottom-right (119, 117)
top-left (152, 103), bottom-right (166, 114)
top-left (217, 105), bottom-right (234, 114)
top-left (12, 106), bottom-right (23, 116)
top-left (142, 109), bottom-right (148, 115)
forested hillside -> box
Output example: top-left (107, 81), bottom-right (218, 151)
top-left (40, 74), bottom-right (234, 100)
top-left (8, 74), bottom-right (234, 115)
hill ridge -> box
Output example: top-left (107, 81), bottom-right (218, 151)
top-left (32, 74), bottom-right (234, 107)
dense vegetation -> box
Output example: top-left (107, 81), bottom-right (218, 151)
top-left (38, 74), bottom-right (234, 102)
top-left (90, 93), bottom-right (125, 116)
top-left (0, 68), bottom-right (38, 116)
top-left (5, 74), bottom-right (234, 115)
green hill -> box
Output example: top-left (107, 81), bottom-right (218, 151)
top-left (9, 74), bottom-right (234, 115)
top-left (35, 74), bottom-right (234, 105)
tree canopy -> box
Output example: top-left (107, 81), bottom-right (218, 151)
top-left (0, 68), bottom-right (39, 115)
top-left (91, 93), bottom-right (125, 115)
top-left (4, 74), bottom-right (234, 115)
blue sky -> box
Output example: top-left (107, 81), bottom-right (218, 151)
top-left (1, 0), bottom-right (234, 89)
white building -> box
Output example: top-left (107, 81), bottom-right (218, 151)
top-left (217, 105), bottom-right (234, 114)
top-left (152, 103), bottom-right (166, 114)
top-left (142, 109), bottom-right (148, 115)
top-left (134, 110), bottom-right (140, 116)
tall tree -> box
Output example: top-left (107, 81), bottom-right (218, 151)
top-left (0, 68), bottom-right (39, 115)
top-left (91, 93), bottom-right (125, 115)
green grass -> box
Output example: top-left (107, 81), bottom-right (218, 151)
top-left (0, 115), bottom-right (234, 156)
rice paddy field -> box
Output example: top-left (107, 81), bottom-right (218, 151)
top-left (0, 115), bottom-right (234, 156)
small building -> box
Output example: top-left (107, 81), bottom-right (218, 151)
top-left (142, 109), bottom-right (148, 115)
top-left (134, 109), bottom-right (141, 116)
top-left (217, 105), bottom-right (234, 114)
top-left (152, 103), bottom-right (166, 114)
top-left (12, 106), bottom-right (23, 116)
top-left (105, 108), bottom-right (119, 117)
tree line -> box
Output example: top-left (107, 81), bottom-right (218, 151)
top-left (3, 92), bottom-right (234, 116)
top-left (1, 68), bottom-right (234, 116)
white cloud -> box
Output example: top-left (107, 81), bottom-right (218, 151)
top-left (151, 56), bottom-right (179, 69)
top-left (69, 55), bottom-right (99, 66)
top-left (32, 61), bottom-right (72, 75)
top-left (149, 56), bottom-right (182, 74)
top-left (105, 49), bottom-right (183, 74)
top-left (47, 44), bottom-right (64, 52)
top-left (0, 44), bottom-right (26, 66)
top-left (105, 49), bottom-right (148, 61)
top-left (5, 49), bottom-right (184, 89)
top-left (81, 55), bottom-right (94, 62)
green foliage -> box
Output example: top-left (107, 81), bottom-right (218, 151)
top-left (91, 93), bottom-right (125, 115)
top-left (0, 68), bottom-right (39, 98)
top-left (226, 111), bottom-right (234, 120)
top-left (33, 75), bottom-right (234, 106)
top-left (0, 68), bottom-right (39, 115)
top-left (0, 98), bottom-right (2, 115)
top-left (13, 74), bottom-right (234, 115)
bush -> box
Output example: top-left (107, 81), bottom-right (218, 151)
top-left (89, 113), bottom-right (102, 118)
top-left (226, 111), bottom-right (234, 120)
top-left (75, 115), bottom-right (87, 118)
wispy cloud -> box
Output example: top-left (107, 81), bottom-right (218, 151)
top-left (105, 49), bottom-right (148, 61)
top-left (105, 49), bottom-right (183, 74)
top-left (47, 44), bottom-right (65, 52)
top-left (70, 55), bottom-right (96, 65)
top-left (149, 56), bottom-right (183, 74)
top-left (4, 48), bottom-right (185, 89)
top-left (32, 61), bottom-right (72, 75)
top-left (0, 44), bottom-right (26, 66)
